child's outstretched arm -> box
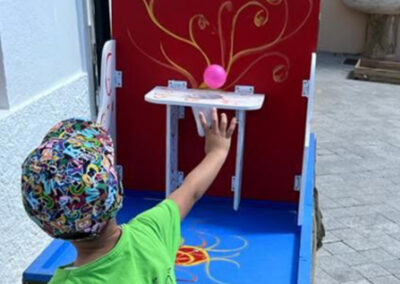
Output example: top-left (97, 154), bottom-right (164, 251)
top-left (168, 108), bottom-right (237, 220)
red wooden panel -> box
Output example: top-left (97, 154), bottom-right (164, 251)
top-left (113, 0), bottom-right (320, 202)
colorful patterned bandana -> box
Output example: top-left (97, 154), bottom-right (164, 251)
top-left (21, 119), bottom-right (123, 240)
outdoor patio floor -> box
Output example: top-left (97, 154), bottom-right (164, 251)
top-left (314, 53), bottom-right (400, 284)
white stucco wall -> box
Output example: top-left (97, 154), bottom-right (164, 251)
top-left (0, 0), bottom-right (84, 107)
top-left (0, 75), bottom-right (90, 284)
top-left (0, 1), bottom-right (92, 283)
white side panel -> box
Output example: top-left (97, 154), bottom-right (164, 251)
top-left (298, 52), bottom-right (316, 226)
top-left (97, 40), bottom-right (117, 144)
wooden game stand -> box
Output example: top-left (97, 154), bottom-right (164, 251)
top-left (23, 0), bottom-right (322, 279)
top-left (22, 39), bottom-right (319, 284)
top-left (145, 82), bottom-right (265, 210)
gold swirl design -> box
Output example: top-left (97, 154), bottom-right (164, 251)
top-left (226, 52), bottom-right (290, 88)
top-left (218, 2), bottom-right (233, 68)
top-left (160, 43), bottom-right (198, 87)
top-left (227, 0), bottom-right (288, 75)
top-left (128, 0), bottom-right (314, 87)
top-left (189, 14), bottom-right (211, 66)
top-left (128, 30), bottom-right (199, 87)
top-left (142, 0), bottom-right (211, 66)
top-left (273, 64), bottom-right (289, 83)
top-left (254, 9), bottom-right (269, 27)
top-left (266, 0), bottom-right (283, 5)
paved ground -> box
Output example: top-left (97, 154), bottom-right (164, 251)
top-left (313, 53), bottom-right (400, 284)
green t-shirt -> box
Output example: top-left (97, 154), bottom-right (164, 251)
top-left (49, 199), bottom-right (181, 284)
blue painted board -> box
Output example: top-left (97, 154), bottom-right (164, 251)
top-left (297, 134), bottom-right (316, 284)
top-left (23, 134), bottom-right (317, 284)
top-left (24, 195), bottom-right (300, 284)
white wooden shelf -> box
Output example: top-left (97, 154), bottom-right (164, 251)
top-left (145, 86), bottom-right (265, 110)
top-left (144, 83), bottom-right (266, 210)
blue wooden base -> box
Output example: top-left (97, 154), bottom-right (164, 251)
top-left (23, 135), bottom-right (316, 284)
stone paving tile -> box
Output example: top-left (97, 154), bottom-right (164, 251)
top-left (369, 275), bottom-right (400, 284)
top-left (325, 267), bottom-right (365, 283)
top-left (314, 53), bottom-right (400, 284)
top-left (384, 245), bottom-right (400, 258)
top-left (316, 174), bottom-right (346, 185)
top-left (318, 247), bottom-right (333, 257)
top-left (339, 214), bottom-right (392, 228)
top-left (342, 280), bottom-right (371, 284)
top-left (330, 228), bottom-right (364, 241)
top-left (374, 222), bottom-right (400, 235)
top-left (355, 226), bottom-right (392, 239)
top-left (379, 259), bottom-right (400, 275)
top-left (367, 234), bottom-right (400, 248)
top-left (390, 233), bottom-right (400, 241)
top-left (323, 230), bottom-right (342, 244)
top-left (324, 241), bottom-right (357, 255)
top-left (318, 255), bottom-right (349, 270)
top-left (314, 276), bottom-right (340, 284)
top-left (385, 200), bottom-right (400, 212)
top-left (334, 197), bottom-right (364, 207)
top-left (359, 248), bottom-right (397, 263)
top-left (354, 195), bottom-right (396, 205)
top-left (373, 208), bottom-right (400, 220)
top-left (336, 252), bottom-right (372, 266)
top-left (315, 266), bottom-right (340, 284)
top-left (343, 237), bottom-right (381, 251)
top-left (319, 195), bottom-right (343, 210)
top-left (319, 189), bottom-right (354, 200)
top-left (323, 216), bottom-right (350, 230)
top-left (353, 264), bottom-right (391, 279)
top-left (353, 205), bottom-right (394, 216)
top-left (317, 255), bottom-right (365, 282)
top-left (322, 208), bottom-right (356, 219)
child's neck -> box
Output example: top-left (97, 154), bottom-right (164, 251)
top-left (71, 219), bottom-right (122, 267)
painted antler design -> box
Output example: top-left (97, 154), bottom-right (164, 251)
top-left (128, 0), bottom-right (313, 88)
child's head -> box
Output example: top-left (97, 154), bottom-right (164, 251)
top-left (21, 119), bottom-right (123, 241)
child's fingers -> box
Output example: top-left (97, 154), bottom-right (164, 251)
top-left (226, 117), bottom-right (237, 138)
top-left (220, 113), bottom-right (228, 135)
top-left (199, 112), bottom-right (208, 132)
top-left (211, 107), bottom-right (219, 133)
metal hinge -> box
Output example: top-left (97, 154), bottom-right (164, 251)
top-left (176, 171), bottom-right (185, 186)
top-left (235, 85), bottom-right (254, 95)
top-left (115, 71), bottom-right (123, 88)
top-left (294, 175), bottom-right (302, 191)
top-left (170, 171), bottom-right (184, 193)
top-left (231, 176), bottom-right (236, 192)
top-left (235, 85), bottom-right (254, 124)
top-left (116, 165), bottom-right (123, 182)
top-left (302, 80), bottom-right (310, 97)
top-left (95, 90), bottom-right (100, 107)
top-left (168, 80), bottom-right (186, 119)
top-left (172, 171), bottom-right (184, 187)
top-left (168, 80), bottom-right (187, 89)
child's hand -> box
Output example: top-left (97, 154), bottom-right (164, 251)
top-left (199, 108), bottom-right (237, 157)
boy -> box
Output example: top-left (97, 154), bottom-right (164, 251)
top-left (22, 108), bottom-right (236, 283)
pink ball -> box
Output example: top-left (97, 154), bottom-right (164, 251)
top-left (203, 64), bottom-right (227, 89)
